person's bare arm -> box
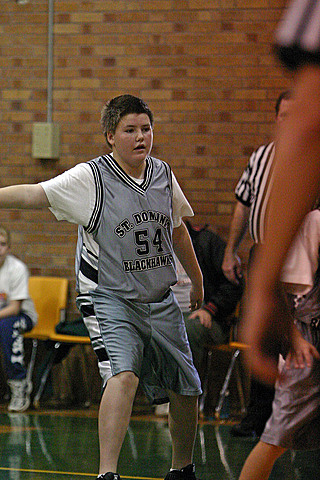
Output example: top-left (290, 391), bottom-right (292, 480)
top-left (222, 201), bottom-right (249, 284)
top-left (0, 184), bottom-right (49, 209)
top-left (0, 300), bottom-right (22, 319)
top-left (172, 221), bottom-right (203, 311)
top-left (242, 64), bottom-right (320, 384)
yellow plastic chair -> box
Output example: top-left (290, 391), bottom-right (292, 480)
top-left (25, 276), bottom-right (91, 407)
top-left (25, 276), bottom-right (69, 342)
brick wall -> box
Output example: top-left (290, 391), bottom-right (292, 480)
top-left (0, 0), bottom-right (291, 318)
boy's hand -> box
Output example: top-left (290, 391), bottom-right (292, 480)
top-left (189, 284), bottom-right (204, 312)
top-left (285, 325), bottom-right (320, 369)
top-left (241, 283), bottom-right (320, 384)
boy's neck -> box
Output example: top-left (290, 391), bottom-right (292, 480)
top-left (111, 152), bottom-right (146, 179)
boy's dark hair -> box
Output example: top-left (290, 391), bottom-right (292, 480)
top-left (101, 94), bottom-right (154, 148)
top-left (275, 90), bottom-right (292, 116)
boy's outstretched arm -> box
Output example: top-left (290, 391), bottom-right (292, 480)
top-left (0, 184), bottom-right (49, 209)
top-left (172, 221), bottom-right (203, 311)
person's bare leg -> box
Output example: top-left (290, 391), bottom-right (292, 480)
top-left (239, 441), bottom-right (286, 480)
top-left (167, 390), bottom-right (198, 469)
top-left (98, 371), bottom-right (139, 475)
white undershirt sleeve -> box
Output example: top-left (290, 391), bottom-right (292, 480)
top-left (171, 172), bottom-right (194, 228)
top-left (40, 163), bottom-right (96, 227)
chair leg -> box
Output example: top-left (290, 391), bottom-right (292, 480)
top-left (199, 348), bottom-right (212, 413)
top-left (215, 349), bottom-right (240, 419)
top-left (26, 339), bottom-right (38, 395)
top-left (33, 342), bottom-right (60, 408)
top-left (80, 345), bottom-right (91, 407)
top-left (199, 426), bottom-right (207, 464)
top-left (234, 359), bottom-right (246, 415)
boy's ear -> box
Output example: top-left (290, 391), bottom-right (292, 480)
top-left (107, 131), bottom-right (115, 146)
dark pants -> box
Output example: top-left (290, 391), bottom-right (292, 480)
top-left (183, 311), bottom-right (228, 385)
top-left (0, 314), bottom-right (33, 380)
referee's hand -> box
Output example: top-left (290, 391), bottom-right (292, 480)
top-left (222, 252), bottom-right (242, 285)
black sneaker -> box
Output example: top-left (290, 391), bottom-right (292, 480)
top-left (97, 473), bottom-right (121, 480)
top-left (164, 464), bottom-right (198, 480)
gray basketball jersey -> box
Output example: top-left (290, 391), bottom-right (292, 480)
top-left (84, 154), bottom-right (177, 303)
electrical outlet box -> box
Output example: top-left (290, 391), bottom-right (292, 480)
top-left (32, 122), bottom-right (60, 159)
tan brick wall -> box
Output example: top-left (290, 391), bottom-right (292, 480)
top-left (1, 0), bottom-right (291, 318)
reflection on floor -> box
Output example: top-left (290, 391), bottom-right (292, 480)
top-left (0, 406), bottom-right (319, 480)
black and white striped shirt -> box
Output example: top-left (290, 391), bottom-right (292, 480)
top-left (235, 142), bottom-right (275, 244)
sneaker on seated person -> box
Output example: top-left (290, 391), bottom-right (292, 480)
top-left (8, 379), bottom-right (30, 413)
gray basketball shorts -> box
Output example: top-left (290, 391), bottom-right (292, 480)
top-left (261, 321), bottom-right (320, 450)
top-left (91, 288), bottom-right (202, 404)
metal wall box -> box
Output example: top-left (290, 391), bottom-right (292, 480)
top-left (32, 122), bottom-right (60, 159)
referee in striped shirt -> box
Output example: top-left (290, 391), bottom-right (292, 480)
top-left (222, 90), bottom-right (293, 438)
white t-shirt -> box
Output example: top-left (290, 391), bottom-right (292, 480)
top-left (41, 161), bottom-right (193, 229)
top-left (281, 209), bottom-right (320, 294)
top-left (0, 254), bottom-right (37, 325)
top-left (171, 257), bottom-right (192, 313)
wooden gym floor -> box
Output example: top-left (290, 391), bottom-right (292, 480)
top-left (0, 405), bottom-right (319, 480)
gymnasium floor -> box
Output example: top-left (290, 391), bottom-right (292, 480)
top-left (0, 406), bottom-right (320, 480)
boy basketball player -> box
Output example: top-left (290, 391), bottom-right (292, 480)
top-left (0, 95), bottom-right (203, 480)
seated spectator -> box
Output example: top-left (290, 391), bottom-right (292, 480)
top-left (0, 226), bottom-right (37, 412)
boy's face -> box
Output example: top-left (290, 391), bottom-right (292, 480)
top-left (0, 234), bottom-right (10, 267)
top-left (107, 113), bottom-right (153, 176)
